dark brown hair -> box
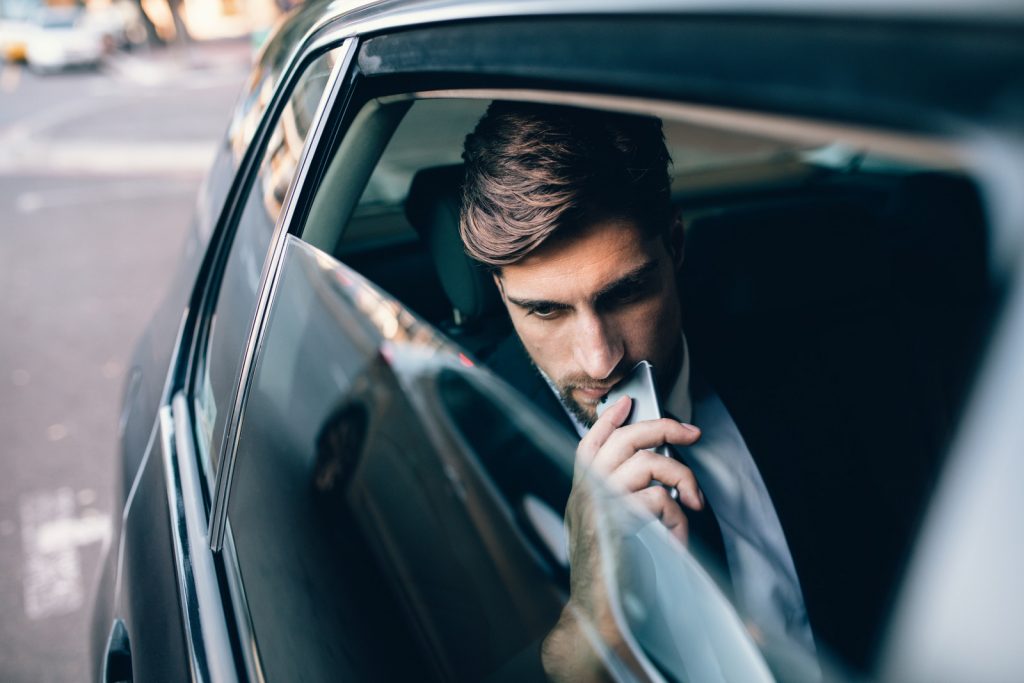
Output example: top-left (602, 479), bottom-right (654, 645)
top-left (460, 101), bottom-right (673, 266)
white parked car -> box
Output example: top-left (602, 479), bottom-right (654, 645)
top-left (25, 7), bottom-right (104, 73)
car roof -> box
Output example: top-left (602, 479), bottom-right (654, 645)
top-left (300, 0), bottom-right (1024, 42)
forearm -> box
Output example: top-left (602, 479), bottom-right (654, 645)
top-left (542, 609), bottom-right (608, 683)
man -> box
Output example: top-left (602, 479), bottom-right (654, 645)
top-left (459, 102), bottom-right (814, 679)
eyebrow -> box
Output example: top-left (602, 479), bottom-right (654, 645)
top-left (505, 259), bottom-right (660, 311)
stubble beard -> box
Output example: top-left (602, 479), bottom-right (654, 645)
top-left (526, 355), bottom-right (609, 428)
top-left (559, 384), bottom-right (599, 428)
top-left (556, 373), bottom-right (626, 428)
top-left (545, 335), bottom-right (685, 430)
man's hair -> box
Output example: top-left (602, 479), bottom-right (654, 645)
top-left (460, 101), bottom-right (673, 267)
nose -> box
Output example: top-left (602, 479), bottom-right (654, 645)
top-left (573, 311), bottom-right (624, 381)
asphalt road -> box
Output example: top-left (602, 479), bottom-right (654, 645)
top-left (0, 42), bottom-right (251, 682)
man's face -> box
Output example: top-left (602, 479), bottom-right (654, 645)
top-left (496, 218), bottom-right (684, 426)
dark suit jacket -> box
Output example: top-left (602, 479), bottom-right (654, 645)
top-left (485, 327), bottom-right (946, 672)
top-left (483, 333), bottom-right (732, 679)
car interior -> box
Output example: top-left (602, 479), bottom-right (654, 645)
top-left (298, 94), bottom-right (994, 675)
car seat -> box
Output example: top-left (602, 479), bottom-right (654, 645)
top-left (679, 170), bottom-right (989, 670)
top-left (405, 165), bottom-right (509, 357)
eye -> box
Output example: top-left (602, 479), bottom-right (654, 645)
top-left (598, 278), bottom-right (660, 311)
top-left (528, 304), bottom-right (562, 319)
top-left (598, 287), bottom-right (642, 311)
top-left (609, 288), bottom-right (640, 304)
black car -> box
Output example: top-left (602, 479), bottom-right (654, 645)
top-left (90, 1), bottom-right (1024, 681)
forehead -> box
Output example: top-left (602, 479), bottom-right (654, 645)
top-left (499, 218), bottom-right (658, 300)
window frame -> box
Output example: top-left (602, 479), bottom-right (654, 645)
top-left (194, 36), bottom-right (360, 549)
top-left (201, 10), bottom-right (1021, 545)
top-left (148, 31), bottom-right (359, 683)
top-left (197, 11), bottom-right (1024, 680)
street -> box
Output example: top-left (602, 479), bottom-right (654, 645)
top-left (0, 42), bottom-right (251, 681)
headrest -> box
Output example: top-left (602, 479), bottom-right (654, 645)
top-left (405, 165), bottom-right (503, 324)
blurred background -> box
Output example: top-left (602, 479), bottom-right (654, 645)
top-left (0, 0), bottom-right (296, 679)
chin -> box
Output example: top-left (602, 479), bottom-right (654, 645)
top-left (567, 398), bottom-right (598, 428)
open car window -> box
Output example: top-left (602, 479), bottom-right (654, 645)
top-left (223, 86), bottom-right (996, 681)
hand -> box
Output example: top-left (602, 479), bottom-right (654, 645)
top-left (541, 396), bottom-right (703, 681)
top-left (575, 395), bottom-right (704, 543)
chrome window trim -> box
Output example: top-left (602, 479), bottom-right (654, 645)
top-left (162, 395), bottom-right (238, 683)
top-left (209, 38), bottom-right (358, 550)
top-left (189, 36), bottom-right (355, 488)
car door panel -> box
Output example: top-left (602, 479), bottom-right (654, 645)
top-left (102, 419), bottom-right (191, 683)
top-left (225, 236), bottom-right (577, 680)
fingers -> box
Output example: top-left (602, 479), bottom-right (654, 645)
top-left (576, 396), bottom-right (632, 466)
top-left (608, 450), bottom-right (704, 510)
top-left (593, 419), bottom-right (701, 473)
top-left (633, 486), bottom-right (689, 544)
top-left (573, 409), bottom-right (704, 547)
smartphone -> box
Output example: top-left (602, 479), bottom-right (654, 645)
top-left (597, 361), bottom-right (677, 498)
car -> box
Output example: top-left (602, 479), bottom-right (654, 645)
top-left (24, 7), bottom-right (104, 73)
top-left (89, 1), bottom-right (1024, 681)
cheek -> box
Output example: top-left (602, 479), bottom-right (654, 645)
top-left (509, 318), bottom-right (573, 371)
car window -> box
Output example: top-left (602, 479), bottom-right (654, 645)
top-left (191, 46), bottom-right (345, 476)
top-left (226, 88), bottom-right (994, 681)
top-left (222, 95), bottom-right (785, 681)
top-left (37, 9), bottom-right (78, 29)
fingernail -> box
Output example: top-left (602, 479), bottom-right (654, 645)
top-left (680, 422), bottom-right (699, 432)
top-left (698, 489), bottom-right (706, 507)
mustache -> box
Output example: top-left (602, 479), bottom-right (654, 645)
top-left (559, 375), bottom-right (621, 393)
top-left (523, 356), bottom-right (627, 395)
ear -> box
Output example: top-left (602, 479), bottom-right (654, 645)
top-left (668, 210), bottom-right (685, 270)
